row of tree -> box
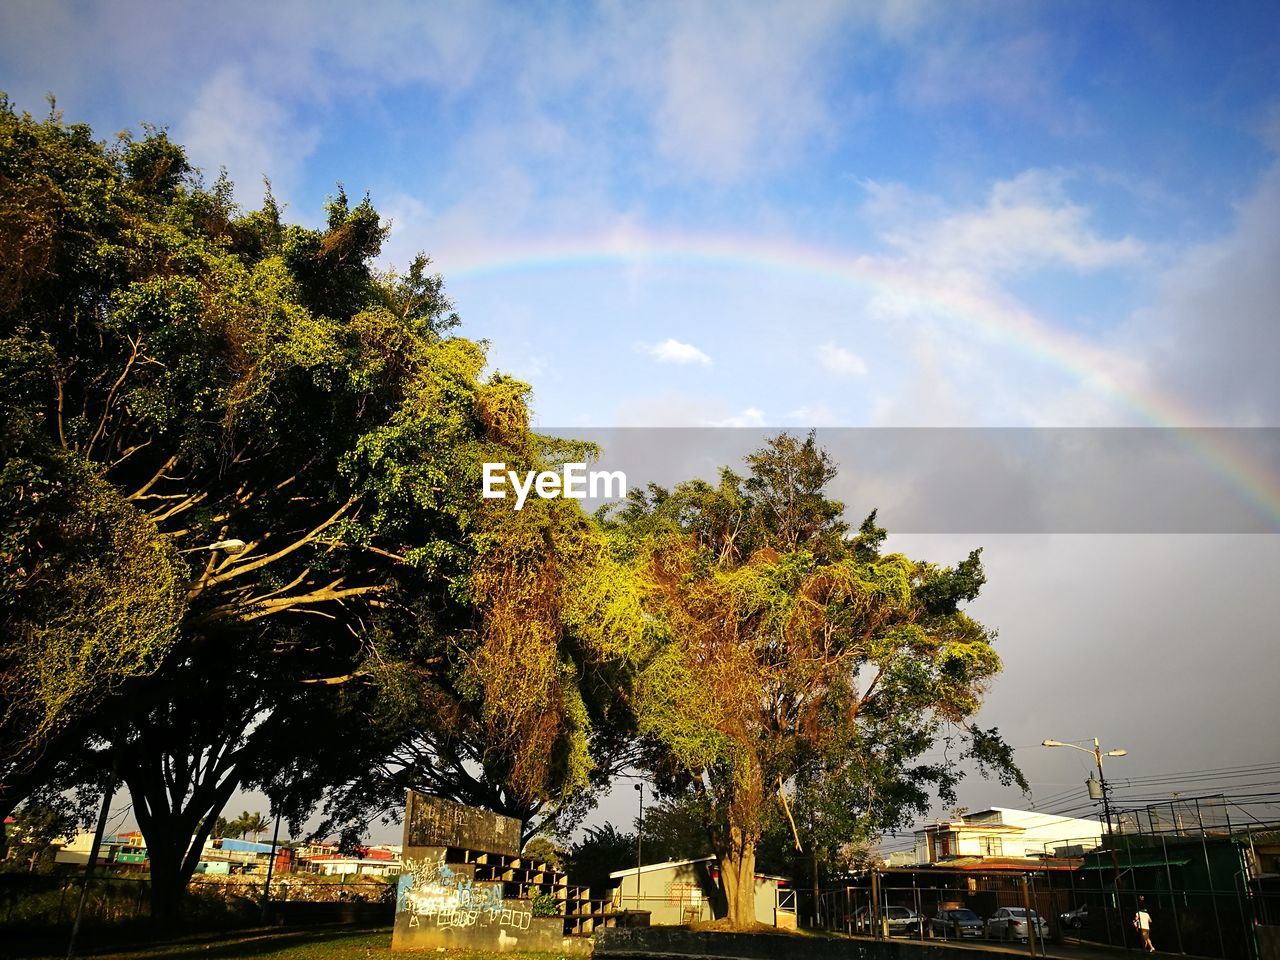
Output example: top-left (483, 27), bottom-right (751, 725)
top-left (0, 99), bottom-right (1023, 926)
top-left (213, 812), bottom-right (269, 842)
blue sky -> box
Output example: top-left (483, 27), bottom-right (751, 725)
top-left (5, 1), bottom-right (1279, 431)
top-left (4, 1), bottom-right (1279, 843)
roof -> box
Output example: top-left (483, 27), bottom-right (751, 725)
top-left (1081, 856), bottom-right (1191, 871)
top-left (609, 856), bottom-right (789, 883)
top-left (884, 856), bottom-right (1083, 872)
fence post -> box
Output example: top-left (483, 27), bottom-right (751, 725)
top-left (1158, 819), bottom-right (1186, 954)
top-left (1197, 798), bottom-right (1229, 959)
top-left (870, 869), bottom-right (881, 939)
top-left (1020, 874), bottom-right (1036, 959)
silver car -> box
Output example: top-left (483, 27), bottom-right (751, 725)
top-left (853, 905), bottom-right (924, 936)
top-left (932, 907), bottom-right (985, 939)
top-left (986, 906), bottom-right (1048, 941)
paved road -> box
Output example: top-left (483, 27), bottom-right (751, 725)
top-left (847, 933), bottom-right (1202, 960)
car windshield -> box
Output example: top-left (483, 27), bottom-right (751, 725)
top-left (887, 907), bottom-right (911, 918)
top-left (952, 910), bottom-right (981, 921)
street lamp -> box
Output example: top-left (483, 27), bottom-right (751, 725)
top-left (179, 538), bottom-right (248, 555)
top-left (1041, 738), bottom-right (1127, 840)
top-left (1043, 736), bottom-right (1131, 946)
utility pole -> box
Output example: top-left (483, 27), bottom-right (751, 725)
top-left (1045, 737), bottom-right (1128, 948)
top-left (66, 775), bottom-right (115, 960)
top-left (633, 782), bottom-right (644, 912)
top-left (260, 805), bottom-right (283, 921)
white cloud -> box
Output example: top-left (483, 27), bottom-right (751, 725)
top-left (818, 342), bottom-right (869, 376)
top-left (1119, 150), bottom-right (1280, 425)
top-left (784, 403), bottom-right (844, 426)
top-left (646, 339), bottom-right (713, 366)
top-left (650, 1), bottom-right (852, 181)
top-left (178, 65), bottom-right (320, 204)
top-left (865, 169), bottom-right (1145, 276)
top-left (708, 407), bottom-right (767, 428)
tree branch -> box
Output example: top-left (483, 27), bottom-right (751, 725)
top-left (187, 497), bottom-right (358, 599)
top-left (86, 335), bottom-right (140, 460)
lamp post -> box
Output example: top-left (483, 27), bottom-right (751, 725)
top-left (633, 782), bottom-right (644, 912)
top-left (1043, 738), bottom-right (1129, 944)
top-left (1041, 739), bottom-right (1127, 841)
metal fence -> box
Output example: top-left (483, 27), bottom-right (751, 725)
top-left (814, 795), bottom-right (1280, 960)
top-left (819, 868), bottom-right (1271, 958)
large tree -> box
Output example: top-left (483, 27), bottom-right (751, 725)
top-left (0, 101), bottom-right (639, 916)
top-left (607, 433), bottom-right (1023, 926)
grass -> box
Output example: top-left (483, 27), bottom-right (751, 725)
top-left (15, 925), bottom-right (585, 960)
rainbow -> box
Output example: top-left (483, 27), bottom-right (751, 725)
top-left (443, 229), bottom-right (1280, 528)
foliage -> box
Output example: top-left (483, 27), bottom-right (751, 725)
top-left (521, 835), bottom-right (565, 870)
top-left (563, 822), bottom-right (636, 895)
top-left (1, 803), bottom-right (69, 873)
top-left (0, 439), bottom-right (183, 798)
top-left (529, 890), bottom-right (560, 917)
top-left (0, 99), bottom-right (632, 916)
top-left (225, 811), bottom-right (269, 841)
top-left (603, 432), bottom-right (1024, 924)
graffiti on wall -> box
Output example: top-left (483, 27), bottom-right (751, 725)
top-left (397, 853), bottom-right (532, 931)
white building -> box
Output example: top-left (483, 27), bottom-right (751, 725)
top-left (912, 807), bottom-right (1103, 864)
top-left (609, 856), bottom-right (795, 928)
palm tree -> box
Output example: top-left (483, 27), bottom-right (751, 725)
top-left (228, 810), bottom-right (253, 839)
top-left (242, 812), bottom-right (269, 842)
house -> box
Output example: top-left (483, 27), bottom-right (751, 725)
top-left (53, 831), bottom-right (140, 868)
top-left (196, 836), bottom-right (291, 875)
top-left (608, 857), bottom-right (795, 928)
top-left (298, 844), bottom-right (400, 876)
top-left (913, 807), bottom-right (1104, 864)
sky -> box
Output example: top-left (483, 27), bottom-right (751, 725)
top-left (3, 0), bottom-right (1279, 850)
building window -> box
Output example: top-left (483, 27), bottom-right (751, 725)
top-left (937, 834), bottom-right (952, 857)
top-left (980, 836), bottom-right (1003, 857)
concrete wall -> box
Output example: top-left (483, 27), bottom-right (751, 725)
top-left (390, 845), bottom-right (585, 954)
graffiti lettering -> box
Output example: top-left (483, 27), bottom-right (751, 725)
top-left (397, 854), bottom-right (532, 931)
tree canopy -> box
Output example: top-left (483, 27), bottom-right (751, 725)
top-left (604, 433), bottom-right (1023, 925)
top-left (0, 99), bottom-right (640, 912)
top-left (1, 100), bottom-right (1022, 929)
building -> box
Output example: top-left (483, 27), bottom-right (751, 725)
top-left (300, 845), bottom-right (400, 876)
top-left (913, 807), bottom-right (1103, 864)
top-left (609, 857), bottom-right (795, 928)
top-left (53, 830), bottom-right (144, 868)
top-left (197, 836), bottom-right (292, 875)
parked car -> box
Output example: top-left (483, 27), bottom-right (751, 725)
top-left (853, 905), bottom-right (925, 936)
top-left (932, 907), bottom-right (985, 939)
top-left (986, 906), bottom-right (1048, 941)
top-left (1059, 904), bottom-right (1089, 929)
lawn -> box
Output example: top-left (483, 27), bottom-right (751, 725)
top-left (18, 926), bottom-right (584, 960)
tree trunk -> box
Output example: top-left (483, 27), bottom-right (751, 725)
top-left (119, 739), bottom-right (244, 923)
top-left (146, 839), bottom-right (185, 923)
top-left (716, 828), bottom-right (758, 927)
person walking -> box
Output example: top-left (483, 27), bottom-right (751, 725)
top-left (1134, 898), bottom-right (1154, 953)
